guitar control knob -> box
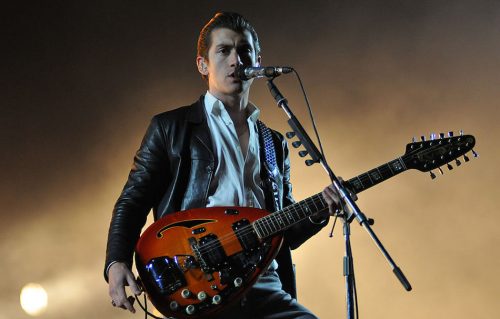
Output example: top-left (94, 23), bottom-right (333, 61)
top-left (169, 301), bottom-right (179, 311)
top-left (185, 304), bottom-right (196, 315)
top-left (181, 289), bottom-right (192, 299)
top-left (234, 277), bottom-right (243, 288)
top-left (197, 291), bottom-right (207, 301)
top-left (212, 294), bottom-right (222, 305)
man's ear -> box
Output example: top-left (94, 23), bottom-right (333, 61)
top-left (196, 56), bottom-right (209, 75)
top-left (256, 55), bottom-right (262, 67)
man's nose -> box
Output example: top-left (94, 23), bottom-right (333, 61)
top-left (229, 50), bottom-right (243, 66)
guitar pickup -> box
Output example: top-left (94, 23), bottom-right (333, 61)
top-left (232, 219), bottom-right (259, 251)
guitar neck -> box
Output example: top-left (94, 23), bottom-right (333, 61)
top-left (253, 157), bottom-right (408, 239)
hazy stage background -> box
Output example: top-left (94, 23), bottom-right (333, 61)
top-left (2, 1), bottom-right (499, 318)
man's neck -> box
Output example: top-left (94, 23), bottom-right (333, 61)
top-left (209, 90), bottom-right (249, 121)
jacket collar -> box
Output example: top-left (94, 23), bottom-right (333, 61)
top-left (187, 95), bottom-right (206, 124)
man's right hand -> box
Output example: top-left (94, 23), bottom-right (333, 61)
top-left (108, 262), bottom-right (142, 313)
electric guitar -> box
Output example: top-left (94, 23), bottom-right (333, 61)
top-left (135, 132), bottom-right (476, 319)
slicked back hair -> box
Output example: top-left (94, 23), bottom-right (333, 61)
top-left (197, 12), bottom-right (261, 74)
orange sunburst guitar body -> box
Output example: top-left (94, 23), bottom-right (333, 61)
top-left (135, 206), bottom-right (283, 319)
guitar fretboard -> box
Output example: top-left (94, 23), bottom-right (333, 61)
top-left (253, 157), bottom-right (408, 239)
top-left (345, 158), bottom-right (407, 193)
top-left (254, 193), bottom-right (328, 238)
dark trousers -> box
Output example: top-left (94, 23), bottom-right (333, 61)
top-left (216, 270), bottom-right (318, 319)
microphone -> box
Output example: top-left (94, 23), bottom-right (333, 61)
top-left (236, 65), bottom-right (293, 80)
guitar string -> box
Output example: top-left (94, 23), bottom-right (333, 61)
top-left (196, 159), bottom-right (399, 254)
top-left (173, 139), bottom-right (468, 254)
top-left (194, 160), bottom-right (403, 254)
top-left (196, 194), bottom-right (326, 253)
top-left (195, 194), bottom-right (327, 255)
top-left (194, 195), bottom-right (325, 254)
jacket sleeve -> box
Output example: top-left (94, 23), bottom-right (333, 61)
top-left (104, 116), bottom-right (169, 281)
top-left (278, 133), bottom-right (330, 250)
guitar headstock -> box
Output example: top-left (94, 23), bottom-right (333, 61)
top-left (403, 131), bottom-right (477, 178)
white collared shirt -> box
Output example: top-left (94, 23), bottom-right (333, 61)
top-left (203, 92), bottom-right (266, 209)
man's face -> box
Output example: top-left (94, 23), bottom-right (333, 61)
top-left (197, 28), bottom-right (260, 99)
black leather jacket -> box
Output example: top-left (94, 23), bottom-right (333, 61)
top-left (105, 96), bottom-right (328, 298)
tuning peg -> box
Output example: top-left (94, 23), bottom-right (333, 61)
top-left (298, 150), bottom-right (308, 157)
top-left (448, 131), bottom-right (454, 137)
top-left (472, 149), bottom-right (479, 158)
top-left (420, 135), bottom-right (426, 141)
top-left (463, 154), bottom-right (470, 162)
top-left (455, 158), bottom-right (462, 166)
top-left (430, 133), bottom-right (436, 140)
top-left (286, 132), bottom-right (296, 139)
top-left (460, 129), bottom-right (464, 136)
top-left (430, 171), bottom-right (436, 179)
top-left (305, 159), bottom-right (315, 166)
top-left (439, 133), bottom-right (445, 139)
top-left (412, 137), bottom-right (416, 143)
top-left (438, 167), bottom-right (444, 175)
top-left (447, 163), bottom-right (453, 170)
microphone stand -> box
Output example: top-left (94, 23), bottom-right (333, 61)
top-left (266, 78), bottom-right (412, 319)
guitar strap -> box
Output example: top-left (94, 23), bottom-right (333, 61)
top-left (257, 120), bottom-right (281, 212)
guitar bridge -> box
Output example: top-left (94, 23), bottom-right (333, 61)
top-left (190, 235), bottom-right (227, 273)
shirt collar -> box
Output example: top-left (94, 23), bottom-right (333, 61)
top-left (204, 91), bottom-right (260, 124)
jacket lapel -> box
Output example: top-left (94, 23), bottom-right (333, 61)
top-left (187, 96), bottom-right (215, 163)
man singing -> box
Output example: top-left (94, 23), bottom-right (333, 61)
top-left (105, 12), bottom-right (340, 318)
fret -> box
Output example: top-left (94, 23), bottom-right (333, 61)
top-left (262, 218), bottom-right (271, 236)
top-left (366, 171), bottom-right (374, 184)
top-left (308, 197), bottom-right (318, 214)
top-left (369, 168), bottom-right (382, 182)
top-left (397, 157), bottom-right (407, 170)
top-left (263, 216), bottom-right (273, 234)
top-left (268, 215), bottom-right (277, 233)
top-left (274, 212), bottom-right (286, 228)
top-left (297, 202), bottom-right (308, 219)
top-left (391, 158), bottom-right (405, 172)
top-left (270, 215), bottom-right (279, 232)
top-left (362, 174), bottom-right (372, 187)
top-left (316, 194), bottom-right (328, 212)
top-left (256, 220), bottom-right (265, 238)
top-left (387, 162), bottom-right (395, 174)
